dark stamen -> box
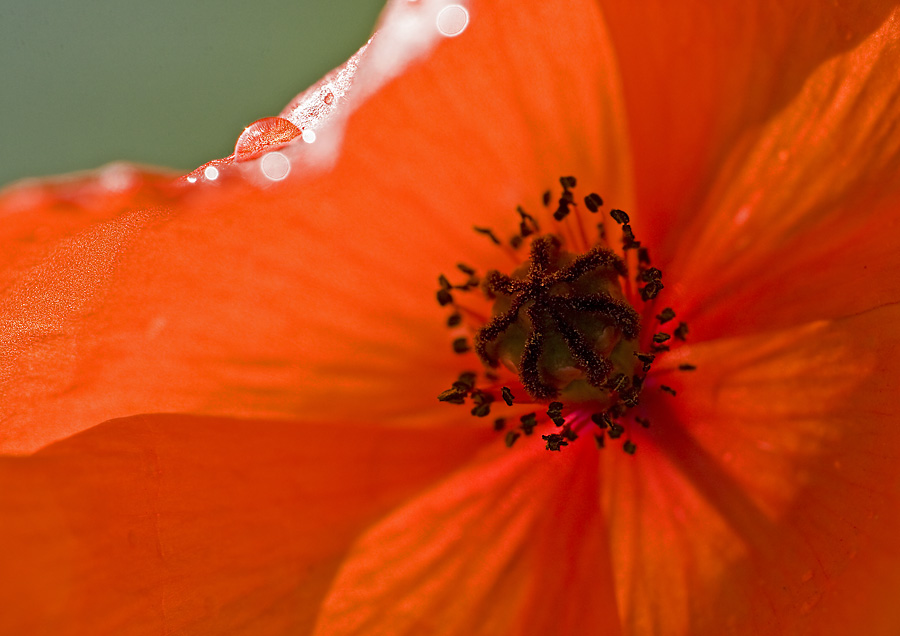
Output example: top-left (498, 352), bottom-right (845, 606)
top-left (591, 412), bottom-right (611, 429)
top-left (610, 209), bottom-right (630, 225)
top-left (473, 226), bottom-right (501, 245)
top-left (623, 440), bottom-right (637, 455)
top-left (635, 416), bottom-right (650, 428)
top-left (621, 224), bottom-right (640, 250)
top-left (594, 433), bottom-right (605, 448)
top-left (505, 431), bottom-right (521, 447)
top-left (638, 247), bottom-right (651, 265)
top-left (660, 385), bottom-right (677, 396)
top-left (674, 322), bottom-right (689, 341)
top-left (437, 289), bottom-right (453, 306)
top-left (542, 433), bottom-right (569, 451)
top-left (520, 412), bottom-right (537, 435)
top-left (494, 417), bottom-right (506, 431)
top-left (501, 387), bottom-right (515, 406)
top-left (584, 193), bottom-right (603, 213)
top-left (447, 312), bottom-right (462, 327)
top-left (640, 280), bottom-right (664, 301)
top-left (437, 388), bottom-right (466, 404)
top-left (656, 308), bottom-right (676, 324)
top-left (452, 337), bottom-right (470, 354)
top-left (678, 363), bottom-right (697, 371)
top-left (652, 332), bottom-right (671, 343)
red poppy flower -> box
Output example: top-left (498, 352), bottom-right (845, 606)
top-left (3, 1), bottom-right (900, 634)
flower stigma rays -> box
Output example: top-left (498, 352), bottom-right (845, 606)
top-left (260, 152), bottom-right (291, 181)
top-left (436, 5), bottom-right (469, 37)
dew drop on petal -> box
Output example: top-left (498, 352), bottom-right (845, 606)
top-left (324, 92), bottom-right (334, 105)
top-left (302, 129), bottom-right (317, 144)
top-left (437, 5), bottom-right (469, 37)
top-left (260, 152), bottom-right (291, 181)
top-left (204, 165), bottom-right (220, 181)
top-left (234, 116), bottom-right (301, 161)
top-left (186, 176), bottom-right (197, 183)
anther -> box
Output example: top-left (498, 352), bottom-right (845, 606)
top-left (447, 312), bottom-right (462, 327)
top-left (473, 226), bottom-right (501, 245)
top-left (452, 337), bottom-right (470, 354)
top-left (516, 206), bottom-right (539, 237)
top-left (505, 431), bottom-right (521, 447)
top-left (437, 289), bottom-right (453, 306)
top-left (542, 433), bottom-right (569, 451)
top-left (520, 412), bottom-right (537, 435)
top-left (623, 440), bottom-right (637, 455)
top-left (637, 247), bottom-right (651, 266)
top-left (542, 190), bottom-right (551, 206)
top-left (656, 308), bottom-right (676, 324)
top-left (437, 388), bottom-right (466, 404)
top-left (470, 390), bottom-right (494, 417)
top-left (634, 351), bottom-right (655, 372)
top-left (608, 423), bottom-right (624, 439)
top-left (610, 209), bottom-right (630, 225)
top-left (501, 387), bottom-right (515, 406)
top-left (678, 363), bottom-right (697, 371)
top-left (494, 417), bottom-right (506, 431)
top-left (594, 433), bottom-right (605, 448)
top-left (584, 193), bottom-right (603, 213)
top-left (652, 333), bottom-right (671, 343)
top-left (674, 322), bottom-right (689, 341)
top-left (621, 224), bottom-right (640, 250)
top-left (660, 385), bottom-right (677, 396)
top-left (640, 279), bottom-right (664, 301)
top-left (454, 372), bottom-right (476, 392)
top-left (635, 416), bottom-right (650, 428)
top-left (591, 412), bottom-right (611, 429)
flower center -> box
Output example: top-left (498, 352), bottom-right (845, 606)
top-left (436, 177), bottom-right (691, 454)
top-left (475, 235), bottom-right (640, 404)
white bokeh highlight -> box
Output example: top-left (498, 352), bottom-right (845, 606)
top-left (260, 152), bottom-right (291, 181)
top-left (436, 5), bottom-right (469, 36)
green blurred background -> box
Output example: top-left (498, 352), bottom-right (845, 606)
top-left (0, 0), bottom-right (386, 188)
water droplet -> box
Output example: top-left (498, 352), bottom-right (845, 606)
top-left (324, 92), bottom-right (334, 105)
top-left (302, 129), bottom-right (317, 144)
top-left (437, 5), bottom-right (469, 37)
top-left (234, 116), bottom-right (301, 161)
top-left (204, 165), bottom-right (220, 181)
top-left (186, 176), bottom-right (197, 184)
top-left (260, 152), bottom-right (291, 181)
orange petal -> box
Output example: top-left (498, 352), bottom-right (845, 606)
top-left (600, 0), bottom-right (897, 236)
top-left (0, 0), bottom-right (632, 454)
top-left (610, 302), bottom-right (900, 633)
top-left (661, 8), bottom-right (900, 339)
top-left (311, 435), bottom-right (621, 636)
top-left (0, 413), bottom-right (493, 634)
